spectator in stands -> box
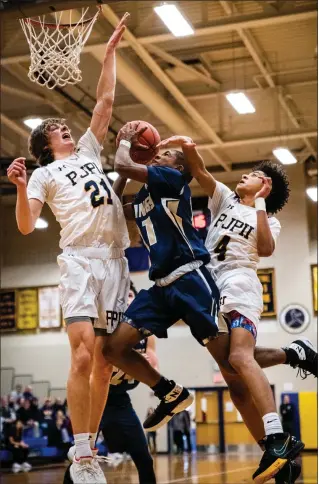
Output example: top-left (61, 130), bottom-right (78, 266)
top-left (41, 398), bottom-right (54, 421)
top-left (47, 410), bottom-right (72, 461)
top-left (280, 394), bottom-right (295, 435)
top-left (52, 397), bottom-right (65, 416)
top-left (10, 384), bottom-right (23, 403)
top-left (8, 419), bottom-right (32, 473)
top-left (16, 399), bottom-right (40, 437)
top-left (23, 385), bottom-right (34, 401)
top-left (30, 397), bottom-right (43, 423)
top-left (1, 396), bottom-right (16, 446)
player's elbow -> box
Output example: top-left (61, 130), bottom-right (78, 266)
top-left (257, 246), bottom-right (273, 257)
top-left (18, 225), bottom-right (34, 235)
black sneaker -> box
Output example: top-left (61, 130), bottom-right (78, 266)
top-left (275, 459), bottom-right (301, 484)
top-left (252, 433), bottom-right (304, 484)
top-left (284, 338), bottom-right (318, 379)
top-left (143, 384), bottom-right (194, 431)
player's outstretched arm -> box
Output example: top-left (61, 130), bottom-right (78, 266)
top-left (158, 136), bottom-right (217, 197)
top-left (7, 158), bottom-right (43, 235)
top-left (115, 123), bottom-right (149, 183)
top-left (90, 13), bottom-right (129, 145)
top-left (255, 178), bottom-right (275, 257)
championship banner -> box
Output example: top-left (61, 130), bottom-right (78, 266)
top-left (38, 287), bottom-right (61, 329)
top-left (311, 265), bottom-right (317, 315)
top-left (257, 268), bottom-right (276, 317)
top-left (0, 291), bottom-right (16, 331)
top-left (17, 288), bottom-right (38, 330)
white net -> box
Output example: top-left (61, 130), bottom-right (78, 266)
top-left (20, 7), bottom-right (100, 89)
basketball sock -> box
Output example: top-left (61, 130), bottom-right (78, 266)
top-left (74, 433), bottom-right (92, 459)
top-left (283, 347), bottom-right (299, 365)
top-left (89, 432), bottom-right (98, 450)
top-left (262, 413), bottom-right (283, 436)
top-left (151, 377), bottom-right (176, 399)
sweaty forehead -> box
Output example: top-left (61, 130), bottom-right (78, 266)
top-left (252, 170), bottom-right (266, 177)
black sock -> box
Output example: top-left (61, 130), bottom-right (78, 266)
top-left (151, 377), bottom-right (176, 399)
top-left (283, 347), bottom-right (299, 366)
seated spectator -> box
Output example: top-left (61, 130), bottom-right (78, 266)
top-left (23, 385), bottom-right (34, 401)
top-left (16, 399), bottom-right (40, 437)
top-left (52, 397), bottom-right (65, 417)
top-left (47, 410), bottom-right (72, 460)
top-left (1, 397), bottom-right (16, 444)
top-left (10, 384), bottom-right (23, 403)
top-left (41, 398), bottom-right (54, 421)
top-left (8, 420), bottom-right (32, 474)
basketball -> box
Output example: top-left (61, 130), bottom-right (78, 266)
top-left (117, 121), bottom-right (161, 164)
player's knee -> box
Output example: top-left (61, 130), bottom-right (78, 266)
top-left (102, 336), bottom-right (123, 365)
top-left (228, 350), bottom-right (252, 372)
top-left (71, 342), bottom-right (93, 376)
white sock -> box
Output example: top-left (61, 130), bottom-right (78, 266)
top-left (74, 433), bottom-right (92, 459)
top-left (89, 432), bottom-right (98, 450)
top-left (262, 413), bottom-right (283, 436)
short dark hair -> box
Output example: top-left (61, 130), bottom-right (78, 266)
top-left (130, 281), bottom-right (138, 296)
top-left (172, 149), bottom-right (192, 183)
top-left (254, 160), bottom-right (290, 214)
top-left (28, 118), bottom-right (65, 166)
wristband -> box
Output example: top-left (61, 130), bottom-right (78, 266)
top-left (255, 197), bottom-right (266, 211)
top-left (120, 139), bottom-right (131, 148)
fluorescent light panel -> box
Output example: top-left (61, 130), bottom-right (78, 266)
top-left (35, 218), bottom-right (48, 229)
top-left (24, 118), bottom-right (43, 130)
top-left (154, 4), bottom-right (194, 37)
top-left (306, 187), bottom-right (317, 202)
top-left (273, 148), bottom-right (297, 165)
top-left (226, 92), bottom-right (256, 114)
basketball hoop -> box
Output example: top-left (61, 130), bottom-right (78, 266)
top-left (20, 7), bottom-right (101, 89)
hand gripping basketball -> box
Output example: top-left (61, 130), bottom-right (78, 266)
top-left (117, 122), bottom-right (149, 150)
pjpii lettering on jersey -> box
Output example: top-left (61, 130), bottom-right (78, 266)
top-left (106, 311), bottom-right (123, 333)
top-left (65, 162), bottom-right (104, 186)
top-left (134, 195), bottom-right (155, 218)
top-left (214, 213), bottom-right (254, 240)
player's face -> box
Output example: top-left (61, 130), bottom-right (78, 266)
top-left (127, 289), bottom-right (136, 307)
top-left (150, 150), bottom-right (180, 169)
top-left (47, 123), bottom-right (75, 155)
top-left (235, 170), bottom-right (266, 197)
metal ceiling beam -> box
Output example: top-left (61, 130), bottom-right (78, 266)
top-left (145, 44), bottom-right (220, 89)
top-left (196, 130), bottom-right (317, 151)
top-left (118, 9), bottom-right (317, 48)
top-left (100, 4), bottom-right (230, 172)
top-left (1, 114), bottom-right (30, 140)
top-left (219, 0), bottom-right (317, 159)
top-left (1, 83), bottom-right (45, 102)
top-left (3, 8), bottom-right (316, 65)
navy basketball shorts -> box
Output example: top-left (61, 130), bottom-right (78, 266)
top-left (124, 266), bottom-right (220, 345)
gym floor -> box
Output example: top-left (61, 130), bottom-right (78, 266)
top-left (1, 452), bottom-right (317, 483)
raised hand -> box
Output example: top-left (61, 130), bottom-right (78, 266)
top-left (117, 122), bottom-right (149, 151)
top-left (106, 12), bottom-right (130, 50)
top-left (255, 176), bottom-right (272, 199)
top-left (7, 157), bottom-right (27, 188)
top-left (157, 135), bottom-right (196, 149)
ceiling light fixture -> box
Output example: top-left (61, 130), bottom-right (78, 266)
top-left (23, 118), bottom-right (43, 130)
top-left (226, 92), bottom-right (256, 114)
top-left (107, 171), bottom-right (119, 182)
top-left (35, 218), bottom-right (48, 229)
top-left (273, 148), bottom-right (297, 165)
top-left (154, 4), bottom-right (194, 37)
top-left (306, 187), bottom-right (317, 202)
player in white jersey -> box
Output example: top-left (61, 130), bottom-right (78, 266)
top-left (157, 136), bottom-right (307, 484)
top-left (7, 14), bottom-right (130, 484)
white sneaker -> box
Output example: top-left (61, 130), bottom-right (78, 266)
top-left (12, 463), bottom-right (22, 473)
top-left (70, 456), bottom-right (107, 483)
top-left (22, 461), bottom-right (32, 472)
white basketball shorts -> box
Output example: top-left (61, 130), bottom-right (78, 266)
top-left (57, 246), bottom-right (130, 334)
top-left (211, 267), bottom-right (263, 329)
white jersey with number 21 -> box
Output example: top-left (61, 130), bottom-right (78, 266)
top-left (27, 128), bottom-right (129, 250)
top-left (205, 182), bottom-right (281, 279)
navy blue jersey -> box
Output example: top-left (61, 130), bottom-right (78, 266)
top-left (106, 338), bottom-right (148, 406)
top-left (133, 166), bottom-right (210, 280)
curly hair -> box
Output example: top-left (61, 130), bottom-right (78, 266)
top-left (28, 118), bottom-right (65, 166)
top-left (253, 160), bottom-right (290, 214)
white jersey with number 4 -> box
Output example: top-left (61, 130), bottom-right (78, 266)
top-left (205, 181), bottom-right (281, 279)
top-left (27, 128), bottom-right (129, 250)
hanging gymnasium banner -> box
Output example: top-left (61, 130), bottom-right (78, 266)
top-left (0, 290), bottom-right (16, 331)
top-left (257, 268), bottom-right (276, 318)
top-left (38, 286), bottom-right (61, 329)
top-left (17, 288), bottom-right (38, 330)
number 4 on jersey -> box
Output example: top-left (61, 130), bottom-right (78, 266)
top-left (214, 235), bottom-right (230, 261)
